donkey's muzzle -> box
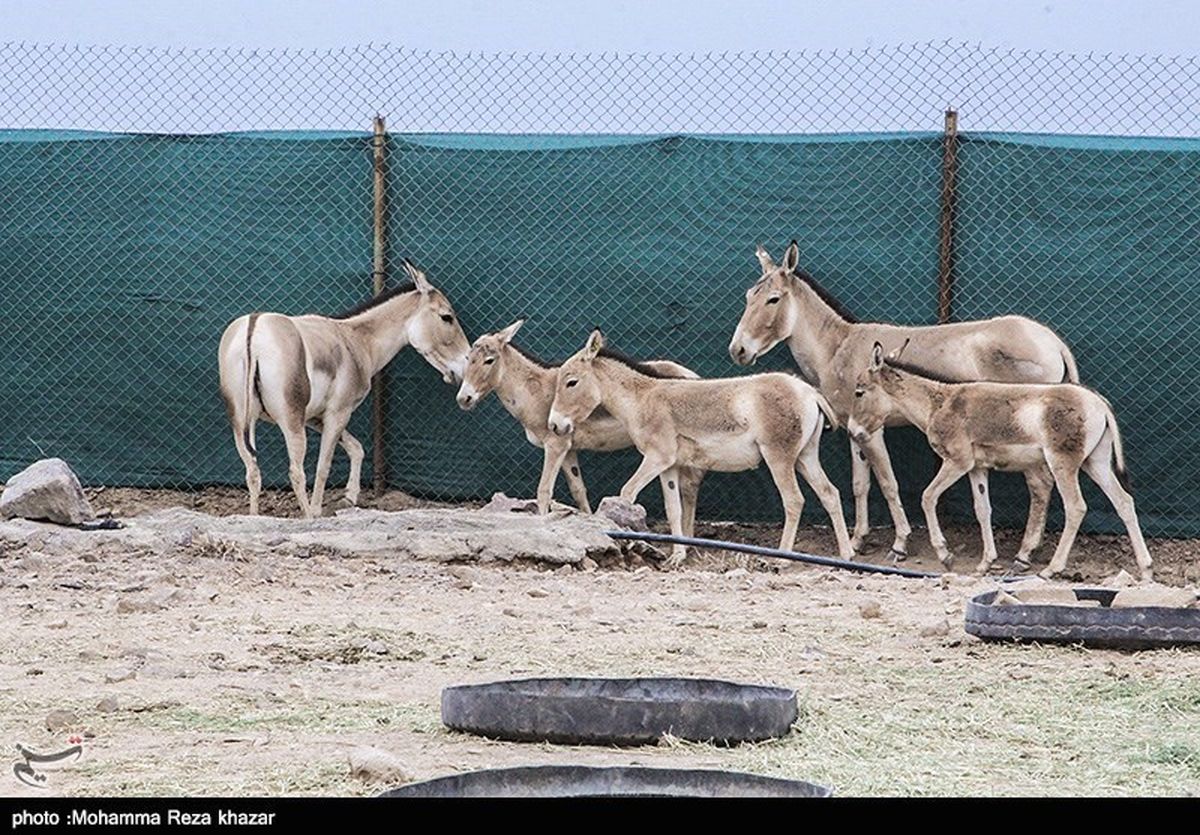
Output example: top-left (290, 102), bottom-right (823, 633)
top-left (728, 341), bottom-right (754, 366)
top-left (457, 392), bottom-right (477, 410)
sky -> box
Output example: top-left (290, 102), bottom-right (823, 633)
top-left (3, 1), bottom-right (1196, 134)
top-left (5, 0), bottom-right (1197, 55)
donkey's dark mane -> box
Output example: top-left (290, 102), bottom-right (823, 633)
top-left (330, 281), bottom-right (417, 320)
top-left (883, 357), bottom-right (963, 385)
top-left (597, 346), bottom-right (674, 378)
top-left (509, 342), bottom-right (557, 369)
top-left (792, 269), bottom-right (860, 324)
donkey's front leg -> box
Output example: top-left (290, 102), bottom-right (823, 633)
top-left (967, 468), bottom-right (999, 574)
top-left (618, 451), bottom-right (672, 505)
top-left (849, 436), bottom-right (872, 552)
top-left (535, 437), bottom-right (573, 514)
top-left (860, 430), bottom-right (912, 560)
top-left (659, 467), bottom-right (688, 567)
top-left (921, 459), bottom-right (970, 568)
top-left (560, 449), bottom-right (591, 513)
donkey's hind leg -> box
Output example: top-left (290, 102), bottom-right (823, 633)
top-left (1082, 444), bottom-right (1153, 581)
top-left (231, 422), bottom-right (262, 515)
top-left (278, 418), bottom-right (311, 519)
top-left (1013, 465), bottom-right (1053, 571)
top-left (310, 410), bottom-right (352, 517)
top-left (761, 445), bottom-right (806, 554)
top-left (678, 467), bottom-right (705, 538)
top-left (338, 428), bottom-right (365, 506)
top-left (797, 436), bottom-right (852, 559)
top-left (1041, 458), bottom-right (1086, 579)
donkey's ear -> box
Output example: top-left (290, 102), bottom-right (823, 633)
top-left (782, 241), bottom-right (800, 274)
top-left (754, 244), bottom-right (777, 272)
top-left (497, 318), bottom-right (525, 344)
top-left (404, 260), bottom-right (434, 294)
top-left (583, 328), bottom-right (605, 359)
top-left (871, 342), bottom-right (885, 369)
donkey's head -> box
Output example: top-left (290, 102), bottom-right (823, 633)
top-left (728, 241), bottom-right (803, 366)
top-left (403, 261), bottom-right (471, 385)
top-left (547, 329), bottom-right (606, 436)
top-left (456, 319), bottom-right (524, 410)
top-left (848, 341), bottom-right (907, 441)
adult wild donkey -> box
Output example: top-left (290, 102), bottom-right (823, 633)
top-left (548, 329), bottom-right (852, 566)
top-left (218, 261), bottom-right (470, 518)
top-left (728, 242), bottom-right (1078, 563)
top-left (455, 320), bottom-right (706, 525)
top-left (848, 342), bottom-right (1151, 580)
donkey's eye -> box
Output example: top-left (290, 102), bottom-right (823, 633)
top-left (855, 389), bottom-right (865, 398)
top-left (766, 297), bottom-right (780, 305)
top-left (441, 314), bottom-right (454, 324)
top-left (565, 379), bottom-right (579, 388)
top-left (483, 357), bottom-right (495, 365)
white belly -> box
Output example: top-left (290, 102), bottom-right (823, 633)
top-left (676, 433), bottom-right (762, 472)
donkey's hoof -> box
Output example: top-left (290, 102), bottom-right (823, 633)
top-left (1037, 568), bottom-right (1057, 580)
top-left (1011, 558), bottom-right (1033, 574)
top-left (888, 548), bottom-right (908, 564)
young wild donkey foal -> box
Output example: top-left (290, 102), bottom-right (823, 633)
top-left (455, 319), bottom-right (706, 525)
top-left (548, 329), bottom-right (852, 567)
top-left (848, 342), bottom-right (1152, 580)
top-left (218, 261), bottom-right (470, 518)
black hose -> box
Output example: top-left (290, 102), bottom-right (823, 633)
top-left (605, 530), bottom-right (941, 579)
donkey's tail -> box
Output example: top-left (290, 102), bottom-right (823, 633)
top-left (1101, 398), bottom-right (1131, 493)
top-left (1060, 343), bottom-right (1081, 384)
top-left (814, 390), bottom-right (840, 432)
top-left (242, 313), bottom-right (261, 458)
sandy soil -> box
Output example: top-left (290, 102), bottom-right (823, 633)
top-left (1, 488), bottom-right (1197, 797)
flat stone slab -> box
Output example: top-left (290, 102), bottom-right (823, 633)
top-left (0, 504), bottom-right (634, 565)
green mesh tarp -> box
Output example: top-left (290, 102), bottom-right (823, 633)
top-left (0, 130), bottom-right (1196, 536)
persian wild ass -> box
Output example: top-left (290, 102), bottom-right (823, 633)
top-left (455, 319), bottom-right (706, 525)
top-left (548, 329), bottom-right (852, 566)
top-left (218, 261), bottom-right (470, 518)
top-left (848, 342), bottom-right (1151, 580)
top-left (728, 241), bottom-right (1079, 561)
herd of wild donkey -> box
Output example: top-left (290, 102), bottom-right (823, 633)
top-left (217, 242), bottom-right (1153, 582)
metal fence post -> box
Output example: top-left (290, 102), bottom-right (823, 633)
top-left (371, 114), bottom-right (388, 496)
top-left (937, 109), bottom-right (958, 324)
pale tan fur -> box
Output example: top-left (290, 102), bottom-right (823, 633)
top-left (549, 330), bottom-right (852, 567)
top-left (729, 241), bottom-right (1080, 560)
top-left (455, 320), bottom-right (706, 527)
top-left (217, 262), bottom-right (470, 518)
top-left (848, 343), bottom-right (1151, 580)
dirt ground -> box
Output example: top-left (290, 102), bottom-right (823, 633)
top-left (1, 487), bottom-right (1198, 797)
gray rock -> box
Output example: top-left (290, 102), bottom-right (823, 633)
top-left (95, 696), bottom-right (120, 713)
top-left (918, 618), bottom-right (951, 638)
top-left (1, 459), bottom-right (95, 526)
top-left (859, 601), bottom-right (882, 619)
top-left (597, 496), bottom-right (647, 531)
top-left (45, 709), bottom-right (78, 732)
top-left (348, 745), bottom-right (414, 784)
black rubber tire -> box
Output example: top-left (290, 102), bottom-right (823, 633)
top-left (379, 765), bottom-right (830, 798)
top-left (965, 588), bottom-right (1200, 649)
top-left (441, 677), bottom-right (798, 746)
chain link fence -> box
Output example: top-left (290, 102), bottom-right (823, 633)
top-left (1, 41), bottom-right (1197, 535)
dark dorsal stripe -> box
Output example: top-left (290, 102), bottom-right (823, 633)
top-left (330, 281), bottom-right (417, 320)
top-left (791, 269), bottom-right (860, 324)
top-left (509, 342), bottom-right (557, 369)
top-left (597, 346), bottom-right (675, 379)
top-left (883, 357), bottom-right (962, 385)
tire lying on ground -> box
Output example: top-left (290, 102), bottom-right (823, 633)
top-left (965, 588), bottom-right (1200, 649)
top-left (441, 677), bottom-right (798, 746)
top-left (379, 765), bottom-right (831, 798)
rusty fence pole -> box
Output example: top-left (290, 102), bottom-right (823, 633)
top-left (371, 114), bottom-right (388, 496)
top-left (937, 109), bottom-right (958, 324)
